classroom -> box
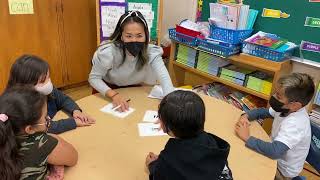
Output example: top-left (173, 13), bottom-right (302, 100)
top-left (0, 0), bottom-right (320, 179)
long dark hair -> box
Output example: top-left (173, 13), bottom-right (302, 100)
top-left (7, 54), bottom-right (49, 89)
top-left (108, 11), bottom-right (149, 70)
top-left (158, 90), bottom-right (206, 138)
top-left (0, 86), bottom-right (47, 180)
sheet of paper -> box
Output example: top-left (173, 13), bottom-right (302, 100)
top-left (148, 85), bottom-right (193, 100)
top-left (100, 103), bottom-right (135, 118)
top-left (148, 85), bottom-right (164, 99)
top-left (8, 0), bottom-right (34, 14)
top-left (101, 5), bottom-right (125, 37)
top-left (128, 3), bottom-right (152, 11)
top-left (138, 123), bottom-right (167, 137)
top-left (142, 110), bottom-right (158, 123)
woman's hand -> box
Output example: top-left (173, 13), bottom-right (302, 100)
top-left (111, 94), bottom-right (129, 112)
top-left (106, 90), bottom-right (129, 112)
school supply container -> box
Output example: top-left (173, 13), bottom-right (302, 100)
top-left (169, 28), bottom-right (198, 47)
top-left (197, 38), bottom-right (241, 58)
top-left (209, 25), bottom-right (253, 44)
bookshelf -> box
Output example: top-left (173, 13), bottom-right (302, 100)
top-left (168, 41), bottom-right (292, 133)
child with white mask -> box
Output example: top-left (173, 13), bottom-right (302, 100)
top-left (7, 55), bottom-right (95, 134)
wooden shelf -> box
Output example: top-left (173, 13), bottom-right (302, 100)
top-left (172, 40), bottom-right (290, 73)
top-left (228, 53), bottom-right (290, 73)
top-left (172, 61), bottom-right (271, 100)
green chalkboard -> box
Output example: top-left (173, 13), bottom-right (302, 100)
top-left (127, 0), bottom-right (159, 40)
top-left (200, 0), bottom-right (320, 63)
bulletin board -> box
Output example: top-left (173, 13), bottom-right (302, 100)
top-left (96, 0), bottom-right (163, 45)
top-left (199, 0), bottom-right (320, 64)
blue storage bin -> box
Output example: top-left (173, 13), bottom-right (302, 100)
top-left (198, 39), bottom-right (241, 58)
top-left (242, 43), bottom-right (296, 62)
top-left (168, 28), bottom-right (198, 47)
top-left (209, 25), bottom-right (253, 44)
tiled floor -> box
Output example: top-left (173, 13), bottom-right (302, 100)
top-left (63, 84), bottom-right (320, 180)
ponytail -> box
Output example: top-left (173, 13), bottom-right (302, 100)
top-left (0, 86), bottom-right (46, 180)
top-left (0, 118), bottom-right (22, 180)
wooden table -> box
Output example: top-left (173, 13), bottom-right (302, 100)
top-left (56, 87), bottom-right (276, 180)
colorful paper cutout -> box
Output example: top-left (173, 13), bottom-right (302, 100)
top-left (305, 17), bottom-right (320, 28)
top-left (301, 41), bottom-right (320, 53)
top-left (262, 8), bottom-right (290, 18)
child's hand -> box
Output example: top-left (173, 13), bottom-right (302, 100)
top-left (145, 152), bottom-right (158, 167)
top-left (235, 121), bottom-right (250, 142)
top-left (73, 110), bottom-right (96, 124)
top-left (238, 113), bottom-right (250, 126)
top-left (74, 117), bottom-right (95, 127)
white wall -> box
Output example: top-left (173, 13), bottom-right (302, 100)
top-left (161, 0), bottom-right (197, 39)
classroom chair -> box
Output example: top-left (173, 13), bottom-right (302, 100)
top-left (297, 122), bottom-right (320, 179)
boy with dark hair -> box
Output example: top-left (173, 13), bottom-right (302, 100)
top-left (235, 73), bottom-right (315, 180)
top-left (146, 90), bottom-right (233, 180)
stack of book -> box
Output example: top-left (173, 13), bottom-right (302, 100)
top-left (310, 107), bottom-right (320, 126)
top-left (246, 71), bottom-right (273, 95)
top-left (196, 51), bottom-right (230, 76)
top-left (219, 64), bottom-right (254, 86)
top-left (244, 31), bottom-right (297, 53)
top-left (193, 83), bottom-right (266, 111)
top-left (209, 2), bottom-right (258, 30)
top-left (176, 44), bottom-right (197, 68)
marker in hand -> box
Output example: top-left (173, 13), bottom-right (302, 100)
top-left (112, 99), bottom-right (131, 111)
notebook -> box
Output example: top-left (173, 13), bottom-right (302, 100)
top-left (246, 9), bottom-right (258, 29)
top-left (237, 5), bottom-right (250, 30)
top-left (209, 3), bottom-right (241, 30)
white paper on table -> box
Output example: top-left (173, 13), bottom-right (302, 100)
top-left (138, 123), bottom-right (167, 137)
top-left (148, 85), bottom-right (193, 100)
top-left (148, 85), bottom-right (164, 99)
top-left (142, 110), bottom-right (158, 123)
top-left (100, 103), bottom-right (135, 118)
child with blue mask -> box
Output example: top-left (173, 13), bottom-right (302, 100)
top-left (89, 11), bottom-right (174, 112)
top-left (235, 73), bottom-right (315, 180)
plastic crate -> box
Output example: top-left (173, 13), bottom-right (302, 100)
top-left (168, 28), bottom-right (198, 47)
top-left (242, 43), bottom-right (295, 62)
top-left (209, 25), bottom-right (253, 44)
top-left (198, 39), bottom-right (241, 58)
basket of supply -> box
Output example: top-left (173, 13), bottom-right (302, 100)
top-left (209, 25), bottom-right (253, 44)
top-left (197, 38), bottom-right (241, 58)
top-left (242, 31), bottom-right (297, 62)
top-left (168, 28), bottom-right (198, 47)
top-left (246, 71), bottom-right (273, 95)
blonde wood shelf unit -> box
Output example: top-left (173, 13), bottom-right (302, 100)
top-left (168, 41), bottom-right (292, 98)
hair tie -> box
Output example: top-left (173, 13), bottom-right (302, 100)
top-left (120, 11), bottom-right (147, 27)
top-left (0, 114), bottom-right (8, 122)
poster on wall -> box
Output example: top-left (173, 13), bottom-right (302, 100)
top-left (100, 2), bottom-right (126, 38)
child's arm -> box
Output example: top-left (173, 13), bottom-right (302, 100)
top-left (52, 88), bottom-right (81, 115)
top-left (245, 108), bottom-right (273, 121)
top-left (236, 122), bottom-right (289, 160)
top-left (245, 137), bottom-right (289, 159)
top-left (48, 118), bottom-right (77, 134)
top-left (47, 134), bottom-right (78, 166)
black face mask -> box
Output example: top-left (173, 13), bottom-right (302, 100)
top-left (123, 42), bottom-right (144, 57)
top-left (269, 96), bottom-right (290, 114)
